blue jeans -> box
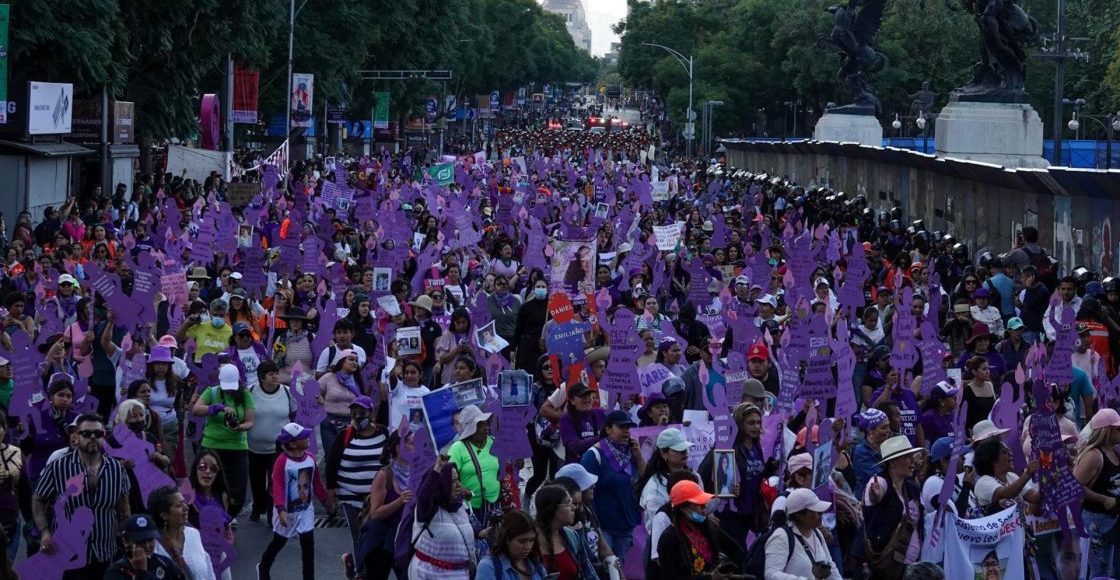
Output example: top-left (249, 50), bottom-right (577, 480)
top-left (320, 414), bottom-right (350, 458)
top-left (602, 529), bottom-right (635, 565)
top-left (1082, 510), bottom-right (1120, 579)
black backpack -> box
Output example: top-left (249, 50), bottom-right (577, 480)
top-left (742, 525), bottom-right (794, 580)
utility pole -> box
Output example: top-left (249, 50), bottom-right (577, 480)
top-left (1035, 0), bottom-right (1088, 166)
top-left (225, 55), bottom-right (234, 152)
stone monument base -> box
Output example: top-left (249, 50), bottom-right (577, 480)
top-left (935, 99), bottom-right (1048, 169)
top-left (813, 107), bottom-right (884, 147)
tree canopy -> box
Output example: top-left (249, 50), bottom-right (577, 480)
top-left (615, 0), bottom-right (1120, 139)
top-left (7, 0), bottom-right (598, 143)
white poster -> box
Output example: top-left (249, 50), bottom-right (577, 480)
top-left (396, 326), bottom-right (421, 356)
top-left (165, 145), bottom-right (232, 183)
top-left (653, 223), bottom-right (682, 251)
top-left (651, 182), bottom-right (670, 202)
top-left (290, 73), bottom-right (314, 128)
top-left (28, 81), bottom-right (73, 135)
top-left (941, 507), bottom-right (1026, 580)
top-left (682, 410), bottom-right (714, 472)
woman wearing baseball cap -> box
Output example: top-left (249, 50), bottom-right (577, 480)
top-left (763, 488), bottom-right (842, 580)
top-left (654, 480), bottom-right (742, 579)
top-left (579, 410), bottom-right (644, 567)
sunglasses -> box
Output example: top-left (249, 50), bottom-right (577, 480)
top-left (78, 430), bottom-right (105, 439)
top-left (196, 463), bottom-right (220, 474)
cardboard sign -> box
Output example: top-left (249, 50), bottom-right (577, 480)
top-left (227, 182), bottom-right (262, 207)
top-left (653, 223), bottom-right (682, 251)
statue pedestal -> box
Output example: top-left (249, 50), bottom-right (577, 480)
top-left (935, 100), bottom-right (1049, 169)
top-left (813, 108), bottom-right (884, 147)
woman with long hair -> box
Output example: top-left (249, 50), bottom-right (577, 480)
top-left (146, 345), bottom-right (185, 466)
top-left (526, 356), bottom-right (562, 502)
top-left (355, 431), bottom-right (413, 580)
top-left (700, 402), bottom-right (768, 549)
top-left (345, 293), bottom-right (377, 357)
top-left (191, 364), bottom-right (256, 521)
top-left (149, 484), bottom-right (217, 580)
top-left (637, 428), bottom-right (692, 530)
top-left (513, 278), bottom-right (549, 371)
top-left (534, 485), bottom-right (599, 580)
top-left (1074, 407), bottom-right (1120, 578)
top-left (408, 459), bottom-right (476, 580)
top-left (187, 449), bottom-right (232, 530)
top-left (271, 307), bottom-right (315, 385)
top-left (319, 348), bottom-right (370, 455)
top-left (963, 355), bottom-right (996, 433)
top-left (434, 309), bottom-right (475, 386)
top-left (476, 510), bottom-right (549, 580)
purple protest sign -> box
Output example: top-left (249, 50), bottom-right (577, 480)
top-left (103, 423), bottom-right (175, 506)
top-left (928, 400), bottom-right (969, 557)
top-left (193, 216), bottom-right (217, 265)
top-left (85, 264), bottom-right (146, 329)
top-left (599, 309), bottom-right (643, 402)
top-left (832, 320), bottom-right (859, 420)
top-left (16, 474), bottom-right (94, 579)
top-left (1045, 303), bottom-right (1076, 386)
top-left (198, 503), bottom-right (236, 577)
top-left (890, 288), bottom-right (919, 371)
top-left (990, 381), bottom-right (1027, 472)
top-left (291, 364), bottom-right (328, 455)
top-left (1027, 381), bottom-right (1084, 536)
top-left (918, 321), bottom-right (949, 397)
top-left (798, 313), bottom-right (836, 400)
top-left (6, 330), bottom-right (40, 433)
top-left (493, 404), bottom-right (535, 463)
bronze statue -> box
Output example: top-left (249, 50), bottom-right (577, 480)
top-left (951, 0), bottom-right (1039, 100)
top-left (823, 0), bottom-right (888, 113)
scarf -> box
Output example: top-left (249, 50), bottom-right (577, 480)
top-left (680, 519), bottom-right (715, 574)
top-left (392, 460), bottom-right (411, 492)
top-left (601, 438), bottom-right (633, 477)
top-left (337, 371), bottom-right (362, 398)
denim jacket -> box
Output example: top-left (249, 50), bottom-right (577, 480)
top-left (475, 554), bottom-right (549, 580)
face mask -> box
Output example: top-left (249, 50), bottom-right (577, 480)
top-left (354, 416), bottom-right (372, 431)
top-left (768, 258), bottom-right (779, 267)
top-left (127, 421), bottom-right (145, 434)
top-left (534, 288), bottom-right (547, 300)
top-left (687, 510), bottom-right (707, 524)
top-left (211, 318), bottom-right (225, 329)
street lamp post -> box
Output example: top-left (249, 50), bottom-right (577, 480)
top-left (916, 112), bottom-right (929, 153)
top-left (1066, 107), bottom-right (1120, 169)
top-left (891, 114), bottom-right (902, 138)
top-left (285, 0), bottom-right (312, 142)
top-left (642, 43), bottom-right (693, 157)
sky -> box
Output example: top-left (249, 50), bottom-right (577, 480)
top-left (583, 0), bottom-right (628, 56)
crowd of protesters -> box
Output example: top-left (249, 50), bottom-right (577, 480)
top-left (0, 124), bottom-right (1109, 580)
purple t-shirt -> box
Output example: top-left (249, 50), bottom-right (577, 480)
top-left (870, 387), bottom-right (920, 445)
top-left (918, 408), bottom-right (954, 443)
top-left (559, 408), bottom-right (606, 464)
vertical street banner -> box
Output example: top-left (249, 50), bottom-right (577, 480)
top-left (232, 64), bottom-right (259, 123)
top-left (290, 73), bottom-right (314, 128)
top-left (425, 97), bottom-right (438, 123)
top-left (373, 91), bottom-right (390, 129)
top-left (0, 5), bottom-right (8, 124)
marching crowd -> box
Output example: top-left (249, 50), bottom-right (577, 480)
top-left (0, 130), bottom-right (1108, 580)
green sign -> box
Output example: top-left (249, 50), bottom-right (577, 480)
top-left (0, 5), bottom-right (9, 124)
top-left (428, 163), bottom-right (454, 186)
top-left (373, 91), bottom-right (390, 130)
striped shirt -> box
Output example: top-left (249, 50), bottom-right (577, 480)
top-left (325, 428), bottom-right (386, 508)
top-left (34, 451), bottom-right (130, 563)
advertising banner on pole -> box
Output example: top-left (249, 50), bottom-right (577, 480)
top-left (373, 91), bottom-right (390, 129)
top-left (232, 64), bottom-right (259, 124)
top-left (290, 73), bottom-right (314, 128)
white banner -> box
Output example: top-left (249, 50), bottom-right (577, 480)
top-left (165, 145), bottom-right (231, 183)
top-left (651, 182), bottom-right (670, 202)
top-left (941, 507), bottom-right (1026, 580)
top-left (28, 81), bottom-right (73, 135)
top-left (653, 222), bottom-right (682, 251)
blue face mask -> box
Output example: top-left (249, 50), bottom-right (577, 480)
top-left (534, 288), bottom-right (547, 300)
top-left (687, 510), bottom-right (707, 524)
top-left (768, 258), bottom-right (779, 267)
top-left (211, 318), bottom-right (225, 329)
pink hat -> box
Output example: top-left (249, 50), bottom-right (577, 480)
top-left (158, 335), bottom-right (178, 349)
top-left (1089, 408), bottom-right (1120, 430)
top-left (788, 453), bottom-right (813, 474)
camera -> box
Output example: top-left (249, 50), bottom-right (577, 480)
top-left (224, 412), bottom-right (241, 430)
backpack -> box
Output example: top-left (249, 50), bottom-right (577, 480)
top-left (1025, 246), bottom-right (1056, 281)
top-left (393, 504), bottom-right (431, 571)
top-left (742, 525), bottom-right (794, 580)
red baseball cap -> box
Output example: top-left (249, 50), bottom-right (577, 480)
top-left (748, 343), bottom-right (770, 361)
